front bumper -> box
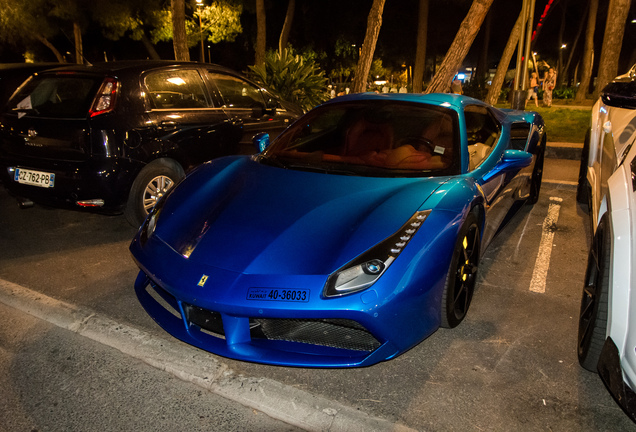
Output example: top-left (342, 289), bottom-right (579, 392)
top-left (130, 231), bottom-right (449, 368)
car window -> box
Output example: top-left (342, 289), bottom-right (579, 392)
top-left (631, 150), bottom-right (636, 192)
top-left (208, 73), bottom-right (266, 109)
top-left (7, 75), bottom-right (101, 118)
top-left (464, 105), bottom-right (500, 170)
top-left (144, 69), bottom-right (209, 110)
top-left (261, 101), bottom-right (460, 177)
top-left (600, 132), bottom-right (617, 200)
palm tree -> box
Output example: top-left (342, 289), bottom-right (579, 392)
top-left (351, 0), bottom-right (386, 93)
top-left (594, 0), bottom-right (631, 99)
top-left (426, 0), bottom-right (494, 94)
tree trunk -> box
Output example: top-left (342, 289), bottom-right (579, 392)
top-left (35, 34), bottom-right (66, 63)
top-left (73, 22), bottom-right (83, 64)
top-left (575, 0), bottom-right (598, 102)
top-left (412, 0), bottom-right (429, 93)
top-left (593, 0), bottom-right (629, 99)
top-left (476, 9), bottom-right (491, 87)
top-left (171, 0), bottom-right (189, 61)
top-left (562, 0), bottom-right (587, 86)
top-left (255, 0), bottom-right (266, 66)
top-left (557, 0), bottom-right (567, 86)
top-left (279, 0), bottom-right (295, 53)
top-left (485, 12), bottom-right (523, 106)
top-left (140, 33), bottom-right (161, 60)
top-left (352, 0), bottom-right (386, 93)
top-left (426, 0), bottom-right (494, 94)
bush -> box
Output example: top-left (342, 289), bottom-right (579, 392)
top-left (554, 86), bottom-right (575, 99)
top-left (248, 49), bottom-right (329, 111)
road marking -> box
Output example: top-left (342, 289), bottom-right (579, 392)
top-left (529, 197), bottom-right (563, 294)
top-left (542, 179), bottom-right (578, 186)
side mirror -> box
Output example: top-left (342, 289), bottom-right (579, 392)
top-left (482, 149), bottom-right (533, 182)
top-left (253, 132), bottom-right (271, 153)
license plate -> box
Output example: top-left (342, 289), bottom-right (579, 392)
top-left (247, 288), bottom-right (310, 302)
top-left (14, 168), bottom-right (55, 188)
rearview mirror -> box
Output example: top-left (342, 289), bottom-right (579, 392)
top-left (253, 132), bottom-right (270, 153)
top-left (482, 149), bottom-right (533, 182)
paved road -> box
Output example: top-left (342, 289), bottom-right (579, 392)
top-left (0, 301), bottom-right (300, 432)
top-left (1, 158), bottom-right (635, 431)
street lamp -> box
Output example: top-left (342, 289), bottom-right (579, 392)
top-left (196, 0), bottom-right (204, 63)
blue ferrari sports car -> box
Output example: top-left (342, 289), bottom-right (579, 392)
top-left (130, 93), bottom-right (545, 368)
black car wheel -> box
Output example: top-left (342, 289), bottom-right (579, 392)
top-left (578, 215), bottom-right (610, 371)
top-left (125, 159), bottom-right (185, 227)
top-left (527, 143), bottom-right (545, 205)
top-left (576, 128), bottom-right (591, 205)
top-left (441, 210), bottom-right (481, 328)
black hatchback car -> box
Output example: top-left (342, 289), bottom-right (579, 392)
top-left (0, 61), bottom-right (302, 225)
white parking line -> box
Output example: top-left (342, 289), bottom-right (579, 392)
top-left (529, 197), bottom-right (564, 294)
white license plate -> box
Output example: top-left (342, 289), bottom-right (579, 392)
top-left (14, 168), bottom-right (55, 188)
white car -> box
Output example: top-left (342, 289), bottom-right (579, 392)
top-left (577, 65), bottom-right (636, 420)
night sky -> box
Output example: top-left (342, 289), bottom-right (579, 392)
top-left (1, 0), bottom-right (635, 78)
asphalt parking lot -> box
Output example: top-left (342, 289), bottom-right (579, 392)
top-left (1, 157), bottom-right (635, 431)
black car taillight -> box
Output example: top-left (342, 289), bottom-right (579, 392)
top-left (89, 78), bottom-right (118, 117)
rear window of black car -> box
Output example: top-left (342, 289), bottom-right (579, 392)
top-left (144, 69), bottom-right (209, 110)
top-left (7, 75), bottom-right (101, 118)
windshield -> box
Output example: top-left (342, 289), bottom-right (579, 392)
top-left (7, 74), bottom-right (102, 118)
top-left (261, 100), bottom-right (460, 177)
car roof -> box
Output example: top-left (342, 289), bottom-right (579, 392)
top-left (320, 92), bottom-right (490, 111)
top-left (601, 71), bottom-right (636, 109)
top-left (34, 60), bottom-right (243, 78)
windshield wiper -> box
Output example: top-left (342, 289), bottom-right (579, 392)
top-left (12, 107), bottom-right (40, 115)
top-left (285, 164), bottom-right (357, 176)
top-left (258, 155), bottom-right (287, 168)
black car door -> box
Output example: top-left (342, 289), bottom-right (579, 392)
top-left (140, 68), bottom-right (239, 170)
top-left (206, 71), bottom-right (295, 153)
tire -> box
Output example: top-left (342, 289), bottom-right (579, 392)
top-left (125, 159), bottom-right (185, 227)
top-left (577, 214), bottom-right (610, 371)
top-left (576, 128), bottom-right (591, 205)
top-left (441, 210), bottom-right (481, 329)
top-left (527, 144), bottom-right (545, 205)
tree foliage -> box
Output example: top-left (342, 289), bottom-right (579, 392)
top-left (153, 1), bottom-right (242, 48)
top-left (0, 0), bottom-right (70, 62)
top-left (248, 48), bottom-right (329, 111)
top-left (91, 0), bottom-right (164, 42)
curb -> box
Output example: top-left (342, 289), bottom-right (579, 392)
top-left (0, 278), bottom-right (414, 432)
top-left (546, 141), bottom-right (582, 161)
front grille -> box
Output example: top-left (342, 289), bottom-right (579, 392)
top-left (182, 302), bottom-right (381, 353)
top-left (250, 318), bottom-right (381, 352)
top-left (185, 305), bottom-right (224, 338)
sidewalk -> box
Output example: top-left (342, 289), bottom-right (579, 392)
top-left (546, 141), bottom-right (583, 160)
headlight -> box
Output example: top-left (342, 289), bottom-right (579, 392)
top-left (324, 210), bottom-right (431, 298)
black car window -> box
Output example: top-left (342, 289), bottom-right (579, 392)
top-left (145, 69), bottom-right (209, 110)
top-left (464, 105), bottom-right (501, 170)
top-left (7, 75), bottom-right (101, 118)
top-left (261, 100), bottom-right (460, 177)
top-left (209, 73), bottom-right (266, 109)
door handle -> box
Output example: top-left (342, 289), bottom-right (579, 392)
top-left (160, 120), bottom-right (177, 127)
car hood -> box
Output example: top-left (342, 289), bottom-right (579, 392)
top-left (153, 156), bottom-right (448, 275)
